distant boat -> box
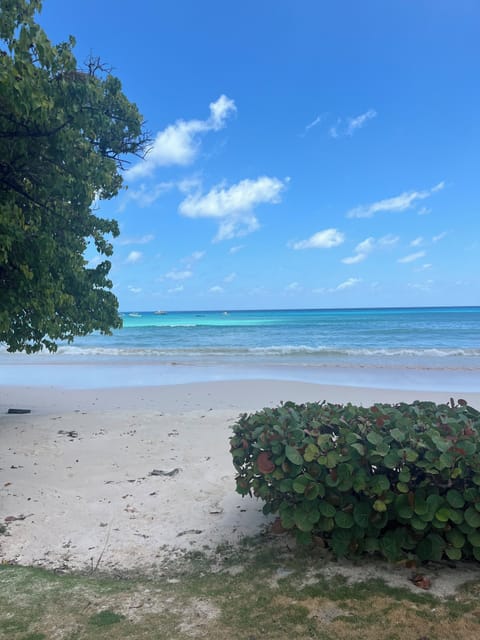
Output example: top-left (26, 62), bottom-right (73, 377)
top-left (222, 311), bottom-right (229, 316)
top-left (128, 313), bottom-right (142, 317)
top-left (154, 310), bottom-right (167, 315)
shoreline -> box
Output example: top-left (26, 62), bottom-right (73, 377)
top-left (1, 379), bottom-right (479, 576)
top-left (2, 378), bottom-right (480, 415)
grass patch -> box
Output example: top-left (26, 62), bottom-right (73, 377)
top-left (1, 539), bottom-right (480, 639)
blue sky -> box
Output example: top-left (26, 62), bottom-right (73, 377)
top-left (39, 0), bottom-right (479, 310)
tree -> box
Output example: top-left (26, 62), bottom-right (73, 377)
top-left (0, 0), bottom-right (148, 352)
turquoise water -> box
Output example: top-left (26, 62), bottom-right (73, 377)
top-left (2, 307), bottom-right (480, 390)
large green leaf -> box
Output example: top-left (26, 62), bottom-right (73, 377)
top-left (465, 507), bottom-right (480, 528)
top-left (285, 445), bottom-right (303, 466)
top-left (335, 511), bottom-right (354, 529)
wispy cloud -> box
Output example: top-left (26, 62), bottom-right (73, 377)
top-left (302, 114), bottom-right (324, 136)
top-left (209, 285), bottom-right (224, 293)
top-left (118, 182), bottom-right (174, 210)
top-left (292, 228), bottom-right (345, 250)
top-left (126, 251), bottom-right (142, 263)
top-left (342, 234), bottom-right (399, 264)
top-left (165, 269), bottom-right (193, 280)
top-left (398, 250), bottom-right (426, 264)
top-left (126, 95), bottom-right (236, 179)
top-left (179, 176), bottom-right (287, 242)
top-left (410, 237), bottom-right (423, 247)
top-left (224, 272), bottom-right (236, 283)
top-left (432, 231), bottom-right (447, 243)
top-left (329, 109), bottom-right (377, 138)
top-left (347, 182), bottom-right (444, 219)
top-left (415, 263), bottom-right (432, 272)
top-left (168, 285), bottom-right (184, 294)
top-left (118, 234), bottom-right (155, 246)
top-left (337, 277), bottom-right (362, 290)
top-left (285, 281), bottom-right (301, 292)
top-left (229, 245), bottom-right (244, 254)
top-left (181, 250), bottom-right (206, 267)
top-left (128, 285), bottom-right (142, 294)
top-left (314, 277), bottom-right (362, 293)
top-left (418, 206), bottom-right (431, 216)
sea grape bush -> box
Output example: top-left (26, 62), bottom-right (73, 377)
top-left (230, 399), bottom-right (480, 562)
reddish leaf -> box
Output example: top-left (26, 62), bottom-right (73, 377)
top-left (257, 452), bottom-right (275, 474)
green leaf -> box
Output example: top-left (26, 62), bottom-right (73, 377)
top-left (351, 443), bottom-right (365, 456)
top-left (318, 501), bottom-right (336, 518)
top-left (353, 502), bottom-right (372, 528)
top-left (445, 547), bottom-right (462, 561)
top-left (446, 529), bottom-right (466, 549)
top-left (465, 506), bottom-right (480, 528)
top-left (435, 508), bottom-right (450, 522)
top-left (285, 445), bottom-right (303, 466)
top-left (294, 509), bottom-right (314, 532)
top-left (304, 483), bottom-right (320, 501)
top-left (446, 489), bottom-right (465, 509)
top-left (373, 499), bottom-right (387, 513)
top-left (304, 443), bottom-right (319, 462)
top-left (367, 432), bottom-right (383, 446)
top-left (370, 474), bottom-right (390, 494)
top-left (292, 476), bottom-right (309, 494)
top-left (390, 428), bottom-right (406, 442)
top-left (279, 478), bottom-right (293, 493)
top-left (467, 532), bottom-right (480, 548)
top-left (335, 511), bottom-right (354, 529)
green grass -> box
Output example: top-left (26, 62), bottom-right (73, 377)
top-left (1, 538), bottom-right (480, 639)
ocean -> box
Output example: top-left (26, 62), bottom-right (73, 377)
top-left (1, 307), bottom-right (480, 391)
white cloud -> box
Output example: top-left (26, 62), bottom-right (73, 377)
top-left (118, 182), bottom-right (174, 210)
top-left (285, 281), bottom-right (301, 291)
top-left (418, 206), bottom-right (431, 216)
top-left (87, 255), bottom-right (102, 268)
top-left (229, 245), bottom-right (244, 254)
top-left (336, 277), bottom-right (361, 290)
top-left (313, 277), bottom-right (362, 294)
top-left (209, 285), bottom-right (224, 293)
top-left (398, 250), bottom-right (426, 264)
top-left (342, 234), bottom-right (398, 264)
top-left (126, 251), bottom-right (142, 263)
top-left (292, 228), bottom-right (345, 250)
top-left (165, 269), bottom-right (193, 280)
top-left (346, 109), bottom-right (377, 135)
top-left (179, 176), bottom-right (286, 241)
top-left (168, 285), bottom-right (184, 293)
top-left (128, 286), bottom-right (142, 294)
top-left (408, 279), bottom-right (434, 292)
top-left (302, 114), bottom-right (323, 135)
top-left (181, 250), bottom-right (206, 267)
top-left (329, 109), bottom-right (377, 138)
top-left (224, 272), bottom-right (236, 283)
top-left (410, 237), bottom-right (423, 247)
top-left (415, 263), bottom-right (432, 272)
top-left (432, 231), bottom-right (447, 243)
top-left (126, 95), bottom-right (236, 179)
top-left (347, 182), bottom-right (444, 219)
top-left (342, 252), bottom-right (367, 265)
top-left (119, 234), bottom-right (155, 246)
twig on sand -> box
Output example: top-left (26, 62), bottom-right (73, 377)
top-left (92, 520), bottom-right (113, 573)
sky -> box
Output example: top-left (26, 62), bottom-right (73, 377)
top-left (38, 0), bottom-right (479, 311)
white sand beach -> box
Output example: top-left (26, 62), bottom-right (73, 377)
top-left (2, 380), bottom-right (480, 576)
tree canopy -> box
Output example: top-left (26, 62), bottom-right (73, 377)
top-left (0, 0), bottom-right (148, 352)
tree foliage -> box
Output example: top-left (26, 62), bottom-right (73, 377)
top-left (0, 0), bottom-right (148, 352)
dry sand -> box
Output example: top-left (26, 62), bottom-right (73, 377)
top-left (1, 380), bottom-right (480, 595)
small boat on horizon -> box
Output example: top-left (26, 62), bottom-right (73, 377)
top-left (154, 310), bottom-right (167, 315)
top-left (128, 313), bottom-right (142, 317)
